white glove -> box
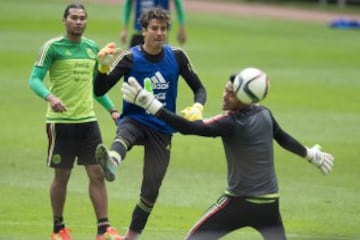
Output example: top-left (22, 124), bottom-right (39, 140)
top-left (121, 77), bottom-right (163, 115)
top-left (305, 144), bottom-right (334, 175)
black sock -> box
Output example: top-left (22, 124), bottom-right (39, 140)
top-left (53, 216), bottom-right (64, 233)
top-left (97, 218), bottom-right (110, 235)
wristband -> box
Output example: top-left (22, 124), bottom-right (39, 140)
top-left (99, 65), bottom-right (110, 74)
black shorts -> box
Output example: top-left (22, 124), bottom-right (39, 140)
top-left (186, 195), bottom-right (286, 240)
top-left (46, 121), bottom-right (102, 169)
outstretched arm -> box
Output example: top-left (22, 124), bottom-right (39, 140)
top-left (272, 114), bottom-right (334, 175)
top-left (121, 77), bottom-right (227, 136)
top-left (272, 117), bottom-right (307, 157)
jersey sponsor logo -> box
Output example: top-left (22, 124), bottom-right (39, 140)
top-left (150, 71), bottom-right (169, 90)
top-left (155, 92), bottom-right (166, 100)
top-left (147, 72), bottom-right (169, 108)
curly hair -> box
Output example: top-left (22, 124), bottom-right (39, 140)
top-left (139, 7), bottom-right (171, 29)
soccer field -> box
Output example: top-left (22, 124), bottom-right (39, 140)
top-left (0, 0), bottom-right (359, 239)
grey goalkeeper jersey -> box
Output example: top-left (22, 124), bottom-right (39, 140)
top-left (158, 104), bottom-right (307, 197)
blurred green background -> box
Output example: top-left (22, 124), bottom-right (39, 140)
top-left (0, 0), bottom-right (359, 239)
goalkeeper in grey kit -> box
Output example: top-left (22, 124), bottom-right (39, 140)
top-left (93, 7), bottom-right (206, 239)
top-left (121, 72), bottom-right (335, 240)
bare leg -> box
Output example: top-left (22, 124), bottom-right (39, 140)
top-left (50, 168), bottom-right (71, 226)
top-left (50, 168), bottom-right (71, 232)
top-left (85, 164), bottom-right (108, 219)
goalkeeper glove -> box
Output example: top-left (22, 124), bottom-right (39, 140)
top-left (181, 103), bottom-right (204, 121)
top-left (98, 42), bottom-right (122, 73)
top-left (305, 144), bottom-right (334, 175)
top-left (121, 77), bottom-right (163, 115)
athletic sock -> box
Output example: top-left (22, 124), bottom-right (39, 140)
top-left (97, 218), bottom-right (110, 235)
top-left (53, 216), bottom-right (65, 233)
top-left (111, 137), bottom-right (128, 164)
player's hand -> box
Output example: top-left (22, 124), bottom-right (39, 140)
top-left (306, 144), bottom-right (334, 175)
top-left (177, 26), bottom-right (186, 45)
top-left (110, 110), bottom-right (120, 125)
top-left (97, 42), bottom-right (122, 73)
top-left (181, 103), bottom-right (203, 121)
top-left (47, 94), bottom-right (67, 113)
top-left (120, 28), bottom-right (128, 45)
top-left (121, 77), bottom-right (163, 115)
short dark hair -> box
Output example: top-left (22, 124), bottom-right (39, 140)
top-left (63, 3), bottom-right (87, 19)
top-left (139, 7), bottom-right (170, 29)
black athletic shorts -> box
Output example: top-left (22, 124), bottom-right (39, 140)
top-left (186, 195), bottom-right (286, 240)
top-left (46, 121), bottom-right (102, 169)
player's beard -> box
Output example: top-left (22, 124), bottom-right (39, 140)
top-left (71, 25), bottom-right (86, 37)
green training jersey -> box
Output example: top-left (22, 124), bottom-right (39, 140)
top-left (33, 36), bottom-right (99, 123)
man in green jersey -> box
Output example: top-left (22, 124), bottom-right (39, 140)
top-left (29, 3), bottom-right (123, 240)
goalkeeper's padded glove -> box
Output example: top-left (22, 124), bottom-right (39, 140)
top-left (181, 103), bottom-right (204, 121)
top-left (121, 77), bottom-right (163, 115)
top-left (305, 144), bottom-right (334, 175)
top-left (144, 77), bottom-right (154, 94)
top-left (97, 42), bottom-right (122, 73)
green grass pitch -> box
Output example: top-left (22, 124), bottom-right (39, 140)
top-left (0, 0), bottom-right (359, 239)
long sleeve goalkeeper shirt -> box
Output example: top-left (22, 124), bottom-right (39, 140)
top-left (156, 104), bottom-right (307, 198)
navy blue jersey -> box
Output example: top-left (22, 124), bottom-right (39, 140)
top-left (122, 45), bottom-right (179, 133)
top-left (94, 45), bottom-right (206, 134)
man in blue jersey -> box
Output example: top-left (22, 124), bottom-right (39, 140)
top-left (94, 7), bottom-right (206, 239)
top-left (28, 3), bottom-right (123, 240)
top-left (120, 71), bottom-right (335, 240)
top-left (119, 0), bottom-right (186, 47)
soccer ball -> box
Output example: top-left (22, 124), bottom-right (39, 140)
top-left (232, 67), bottom-right (269, 104)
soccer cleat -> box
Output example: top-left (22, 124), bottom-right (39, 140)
top-left (96, 227), bottom-right (124, 240)
top-left (95, 144), bottom-right (117, 182)
top-left (51, 228), bottom-right (71, 240)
